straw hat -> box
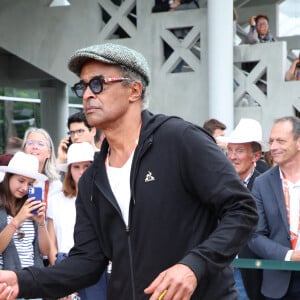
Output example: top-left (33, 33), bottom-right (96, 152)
top-left (226, 118), bottom-right (269, 151)
top-left (0, 152), bottom-right (48, 181)
top-left (58, 142), bottom-right (95, 172)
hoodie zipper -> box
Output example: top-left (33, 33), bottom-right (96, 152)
top-left (126, 225), bottom-right (136, 300)
top-left (91, 132), bottom-right (153, 299)
top-left (126, 136), bottom-right (153, 299)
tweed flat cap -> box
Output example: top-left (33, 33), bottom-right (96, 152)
top-left (68, 43), bottom-right (150, 85)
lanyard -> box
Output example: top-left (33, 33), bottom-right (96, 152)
top-left (43, 180), bottom-right (50, 211)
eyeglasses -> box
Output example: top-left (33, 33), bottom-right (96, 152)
top-left (256, 22), bottom-right (268, 27)
top-left (227, 149), bottom-right (246, 156)
top-left (72, 76), bottom-right (129, 98)
top-left (26, 140), bottom-right (47, 148)
top-left (67, 129), bottom-right (86, 137)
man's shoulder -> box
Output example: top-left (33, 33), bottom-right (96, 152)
top-left (142, 110), bottom-right (200, 136)
top-left (141, 112), bottom-right (215, 150)
top-left (156, 116), bottom-right (212, 141)
top-left (254, 165), bottom-right (279, 186)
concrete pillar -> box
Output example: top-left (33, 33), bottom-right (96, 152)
top-left (40, 81), bottom-right (69, 150)
top-left (207, 0), bottom-right (234, 133)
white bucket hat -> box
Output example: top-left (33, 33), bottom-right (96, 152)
top-left (226, 118), bottom-right (269, 151)
top-left (58, 142), bottom-right (95, 172)
top-left (0, 152), bottom-right (48, 182)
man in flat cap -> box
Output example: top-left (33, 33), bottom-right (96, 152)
top-left (0, 43), bottom-right (258, 300)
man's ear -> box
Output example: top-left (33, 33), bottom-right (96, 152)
top-left (128, 81), bottom-right (143, 103)
top-left (253, 151), bottom-right (262, 162)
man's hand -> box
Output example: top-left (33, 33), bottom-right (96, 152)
top-left (291, 58), bottom-right (300, 70)
top-left (144, 264), bottom-right (197, 300)
top-left (56, 137), bottom-right (70, 164)
top-left (0, 271), bottom-right (19, 300)
top-left (249, 16), bottom-right (256, 26)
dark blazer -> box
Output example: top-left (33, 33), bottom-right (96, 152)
top-left (247, 168), bottom-right (261, 191)
top-left (239, 168), bottom-right (265, 300)
top-left (248, 166), bottom-right (292, 299)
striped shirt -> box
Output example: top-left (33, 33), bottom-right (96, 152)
top-left (0, 216), bottom-right (35, 268)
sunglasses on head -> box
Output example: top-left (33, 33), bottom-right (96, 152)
top-left (71, 75), bottom-right (129, 98)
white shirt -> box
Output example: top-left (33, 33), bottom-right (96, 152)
top-left (106, 152), bottom-right (134, 227)
top-left (243, 167), bottom-right (255, 187)
top-left (280, 169), bottom-right (300, 260)
top-left (47, 192), bottom-right (76, 253)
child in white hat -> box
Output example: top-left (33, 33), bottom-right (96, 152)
top-left (0, 152), bottom-right (49, 300)
top-left (47, 142), bottom-right (95, 266)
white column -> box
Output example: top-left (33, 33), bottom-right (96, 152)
top-left (207, 0), bottom-right (234, 133)
top-left (40, 81), bottom-right (69, 150)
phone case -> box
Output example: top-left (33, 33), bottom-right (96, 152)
top-left (28, 186), bottom-right (43, 214)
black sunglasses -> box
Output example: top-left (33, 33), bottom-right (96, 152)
top-left (71, 75), bottom-right (129, 98)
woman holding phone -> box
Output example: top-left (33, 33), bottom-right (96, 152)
top-left (0, 152), bottom-right (50, 299)
top-left (22, 127), bottom-right (62, 269)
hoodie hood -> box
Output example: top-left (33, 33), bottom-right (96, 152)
top-left (139, 110), bottom-right (181, 144)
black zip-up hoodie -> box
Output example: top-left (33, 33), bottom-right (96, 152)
top-left (17, 110), bottom-right (258, 300)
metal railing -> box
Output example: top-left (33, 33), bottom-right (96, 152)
top-left (233, 258), bottom-right (300, 271)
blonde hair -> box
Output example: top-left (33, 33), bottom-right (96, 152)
top-left (21, 127), bottom-right (60, 181)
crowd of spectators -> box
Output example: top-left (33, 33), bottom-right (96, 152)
top-left (203, 115), bottom-right (300, 300)
top-left (0, 6), bottom-right (299, 300)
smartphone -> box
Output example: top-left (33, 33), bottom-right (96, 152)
top-left (67, 136), bottom-right (73, 150)
top-left (28, 186), bottom-right (43, 215)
